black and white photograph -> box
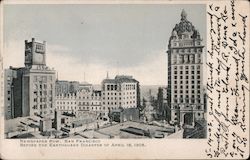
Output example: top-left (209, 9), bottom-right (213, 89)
top-left (3, 3), bottom-right (207, 139)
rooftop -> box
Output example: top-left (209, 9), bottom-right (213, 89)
top-left (171, 9), bottom-right (200, 39)
top-left (96, 121), bottom-right (174, 138)
top-left (102, 75), bottom-right (138, 84)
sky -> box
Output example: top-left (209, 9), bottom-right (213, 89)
top-left (3, 4), bottom-right (206, 85)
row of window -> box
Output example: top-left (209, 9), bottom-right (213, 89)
top-left (57, 106), bottom-right (135, 111)
top-left (172, 47), bottom-right (202, 53)
top-left (173, 98), bottom-right (201, 103)
top-left (103, 101), bottom-right (136, 105)
top-left (79, 102), bottom-right (101, 105)
top-left (174, 85), bottom-right (201, 89)
top-left (173, 112), bottom-right (202, 117)
top-left (103, 96), bottom-right (136, 100)
top-left (173, 41), bottom-right (193, 47)
top-left (174, 80), bottom-right (201, 84)
top-left (56, 96), bottom-right (101, 100)
top-left (34, 97), bottom-right (53, 103)
top-left (34, 110), bottom-right (53, 116)
top-left (174, 90), bottom-right (201, 94)
top-left (103, 91), bottom-right (136, 96)
top-left (124, 84), bottom-right (136, 90)
top-left (106, 84), bottom-right (136, 91)
top-left (172, 105), bottom-right (202, 110)
top-left (34, 90), bottom-right (53, 96)
top-left (173, 54), bottom-right (196, 64)
top-left (79, 96), bottom-right (100, 99)
top-left (33, 83), bottom-right (53, 90)
top-left (57, 105), bottom-right (136, 111)
top-left (174, 70), bottom-right (201, 75)
top-left (58, 106), bottom-right (103, 111)
top-left (33, 104), bottom-right (53, 109)
top-left (33, 75), bottom-right (53, 82)
top-left (174, 94), bottom-right (201, 99)
top-left (35, 44), bottom-right (44, 51)
top-left (174, 72), bottom-right (200, 79)
top-left (57, 101), bottom-right (76, 105)
top-left (106, 84), bottom-right (118, 91)
top-left (173, 65), bottom-right (200, 70)
top-left (56, 101), bottom-right (101, 105)
top-left (57, 100), bottom-right (136, 106)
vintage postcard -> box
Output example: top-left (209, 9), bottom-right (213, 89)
top-left (0, 0), bottom-right (249, 159)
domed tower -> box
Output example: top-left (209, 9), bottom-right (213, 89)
top-left (167, 10), bottom-right (204, 126)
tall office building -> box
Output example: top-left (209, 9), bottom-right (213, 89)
top-left (23, 38), bottom-right (56, 118)
top-left (167, 10), bottom-right (205, 126)
top-left (4, 38), bottom-right (56, 119)
top-left (101, 75), bottom-right (140, 116)
top-left (4, 68), bottom-right (17, 119)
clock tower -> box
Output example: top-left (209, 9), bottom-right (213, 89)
top-left (23, 38), bottom-right (56, 123)
top-left (25, 38), bottom-right (46, 68)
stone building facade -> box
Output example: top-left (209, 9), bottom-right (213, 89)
top-left (55, 75), bottom-right (140, 118)
top-left (4, 38), bottom-right (56, 119)
top-left (23, 38), bottom-right (56, 118)
top-left (101, 75), bottom-right (140, 116)
top-left (167, 10), bottom-right (205, 126)
top-left (55, 88), bottom-right (102, 117)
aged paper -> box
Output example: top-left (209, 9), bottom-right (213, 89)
top-left (0, 0), bottom-right (249, 159)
